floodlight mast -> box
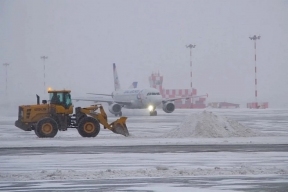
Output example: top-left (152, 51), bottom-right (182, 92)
top-left (186, 44), bottom-right (196, 108)
top-left (249, 35), bottom-right (261, 107)
top-left (40, 56), bottom-right (48, 94)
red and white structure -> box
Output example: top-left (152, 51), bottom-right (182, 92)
top-left (149, 72), bottom-right (206, 108)
top-left (208, 102), bottom-right (240, 109)
top-left (247, 102), bottom-right (268, 109)
top-left (247, 35), bottom-right (268, 109)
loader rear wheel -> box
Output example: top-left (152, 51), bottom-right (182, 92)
top-left (77, 117), bottom-right (100, 137)
top-left (35, 117), bottom-right (58, 138)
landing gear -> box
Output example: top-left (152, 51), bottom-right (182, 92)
top-left (149, 110), bottom-right (157, 116)
top-left (115, 111), bottom-right (123, 117)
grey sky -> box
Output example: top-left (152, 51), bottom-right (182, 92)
top-left (1, 0), bottom-right (288, 107)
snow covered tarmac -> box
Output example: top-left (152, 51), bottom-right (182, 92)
top-left (0, 108), bottom-right (288, 191)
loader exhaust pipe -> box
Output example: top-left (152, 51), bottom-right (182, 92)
top-left (36, 94), bottom-right (40, 105)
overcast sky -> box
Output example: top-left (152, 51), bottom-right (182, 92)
top-left (0, 0), bottom-right (288, 107)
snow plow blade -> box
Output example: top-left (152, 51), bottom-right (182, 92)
top-left (109, 117), bottom-right (129, 137)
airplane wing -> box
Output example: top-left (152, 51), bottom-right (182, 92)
top-left (72, 97), bottom-right (132, 106)
top-left (86, 93), bottom-right (112, 96)
top-left (72, 97), bottom-right (113, 105)
top-left (162, 94), bottom-right (208, 103)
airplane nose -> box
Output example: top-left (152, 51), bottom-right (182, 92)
top-left (149, 96), bottom-right (163, 106)
top-left (156, 96), bottom-right (162, 104)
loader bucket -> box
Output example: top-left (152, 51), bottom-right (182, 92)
top-left (110, 117), bottom-right (129, 137)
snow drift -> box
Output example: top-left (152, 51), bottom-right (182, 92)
top-left (163, 111), bottom-right (266, 138)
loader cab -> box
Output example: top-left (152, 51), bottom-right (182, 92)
top-left (48, 90), bottom-right (72, 109)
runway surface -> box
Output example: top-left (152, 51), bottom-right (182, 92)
top-left (1, 144), bottom-right (288, 155)
top-left (0, 108), bottom-right (288, 191)
top-left (1, 175), bottom-right (288, 192)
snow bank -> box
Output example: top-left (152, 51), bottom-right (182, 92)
top-left (1, 165), bottom-right (287, 181)
top-left (163, 111), bottom-right (266, 138)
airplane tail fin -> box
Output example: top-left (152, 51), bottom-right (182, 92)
top-left (128, 82), bottom-right (138, 89)
top-left (113, 63), bottom-right (121, 91)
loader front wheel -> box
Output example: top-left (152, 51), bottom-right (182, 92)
top-left (35, 117), bottom-right (58, 138)
top-left (78, 117), bottom-right (100, 137)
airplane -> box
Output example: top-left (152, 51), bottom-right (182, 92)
top-left (77, 63), bottom-right (208, 116)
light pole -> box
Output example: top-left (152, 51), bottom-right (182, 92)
top-left (249, 35), bottom-right (260, 108)
top-left (40, 56), bottom-right (48, 94)
top-left (3, 63), bottom-right (10, 96)
top-left (186, 44), bottom-right (196, 108)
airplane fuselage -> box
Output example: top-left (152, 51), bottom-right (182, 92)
top-left (113, 88), bottom-right (162, 109)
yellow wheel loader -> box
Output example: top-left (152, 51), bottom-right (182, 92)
top-left (14, 90), bottom-right (129, 138)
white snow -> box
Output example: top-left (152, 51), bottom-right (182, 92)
top-left (0, 108), bottom-right (288, 190)
top-left (124, 184), bottom-right (235, 192)
top-left (1, 152), bottom-right (288, 181)
top-left (163, 111), bottom-right (267, 138)
top-left (0, 109), bottom-right (287, 148)
top-left (2, 165), bottom-right (287, 181)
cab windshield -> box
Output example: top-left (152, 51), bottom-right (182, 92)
top-left (49, 92), bottom-right (72, 108)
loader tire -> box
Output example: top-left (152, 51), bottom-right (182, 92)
top-left (35, 117), bottom-right (58, 138)
top-left (77, 117), bottom-right (100, 137)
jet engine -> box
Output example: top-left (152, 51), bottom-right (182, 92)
top-left (162, 102), bottom-right (175, 113)
top-left (108, 103), bottom-right (122, 115)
